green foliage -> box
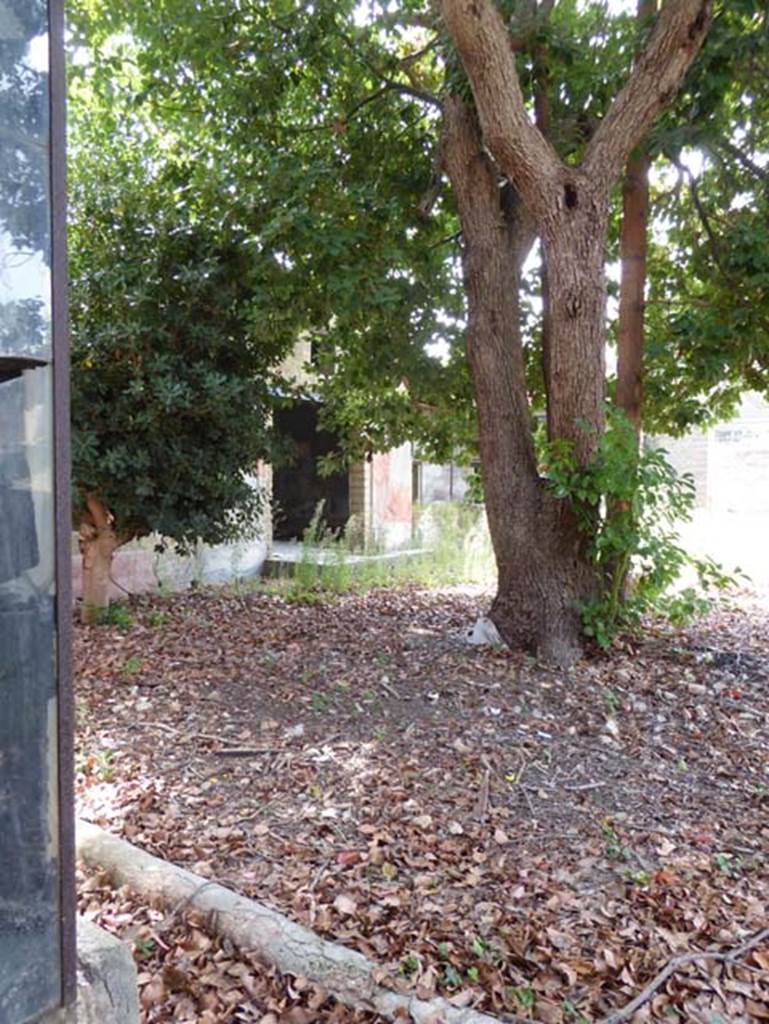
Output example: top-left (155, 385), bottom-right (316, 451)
top-left (66, 0), bottom-right (473, 466)
top-left (542, 413), bottom-right (734, 648)
top-left (68, 139), bottom-right (282, 549)
top-left (71, 0), bottom-right (760, 463)
top-left (462, 467), bottom-right (485, 506)
top-left (633, 2), bottom-right (769, 435)
top-left (92, 602), bottom-right (134, 630)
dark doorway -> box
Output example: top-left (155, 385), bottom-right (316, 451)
top-left (273, 401), bottom-right (349, 540)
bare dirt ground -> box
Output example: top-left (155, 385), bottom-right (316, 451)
top-left (75, 584), bottom-right (769, 1023)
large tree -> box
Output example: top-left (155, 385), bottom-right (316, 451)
top-left (437, 0), bottom-right (711, 662)
top-left (70, 0), bottom-right (769, 659)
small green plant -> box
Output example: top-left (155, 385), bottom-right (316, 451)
top-left (600, 820), bottom-right (633, 861)
top-left (94, 602), bottom-right (134, 630)
top-left (603, 689), bottom-right (620, 716)
top-left (144, 609), bottom-right (168, 628)
top-left (542, 410), bottom-right (735, 648)
top-left (311, 691), bottom-right (328, 712)
top-left (510, 987), bottom-right (536, 1010)
top-left (121, 655), bottom-right (142, 675)
top-left (625, 868), bottom-right (652, 886)
top-left (713, 852), bottom-right (742, 877)
top-left (286, 502), bottom-right (353, 601)
top-left (399, 954), bottom-right (420, 976)
top-left (134, 937), bottom-right (156, 960)
top-left (77, 747), bottom-right (116, 783)
top-left (442, 964), bottom-right (462, 988)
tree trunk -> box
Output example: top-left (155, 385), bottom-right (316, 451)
top-left (616, 0), bottom-right (656, 437)
top-left (541, 187), bottom-right (609, 465)
top-left (616, 149), bottom-right (650, 435)
top-left (438, 0), bottom-right (711, 664)
top-left (79, 493), bottom-right (121, 622)
top-left (443, 99), bottom-right (597, 665)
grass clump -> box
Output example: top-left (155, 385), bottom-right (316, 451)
top-left (271, 499), bottom-right (495, 604)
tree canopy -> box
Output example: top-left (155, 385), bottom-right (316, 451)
top-left (68, 0), bottom-right (769, 449)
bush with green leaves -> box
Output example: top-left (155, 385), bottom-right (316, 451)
top-left (69, 151), bottom-right (290, 554)
top-left (542, 413), bottom-right (735, 648)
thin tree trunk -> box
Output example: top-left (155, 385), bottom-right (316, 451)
top-left (616, 148), bottom-right (650, 434)
top-left (79, 493), bottom-right (120, 622)
top-left (608, 0), bottom-right (656, 599)
top-left (533, 35), bottom-right (555, 432)
top-left (616, 0), bottom-right (656, 437)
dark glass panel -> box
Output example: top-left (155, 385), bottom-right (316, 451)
top-left (0, 361), bottom-right (59, 1021)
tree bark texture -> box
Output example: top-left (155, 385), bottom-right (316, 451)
top-left (443, 99), bottom-right (594, 665)
top-left (438, 0), bottom-right (711, 662)
top-left (78, 493), bottom-right (121, 621)
top-left (616, 151), bottom-right (650, 435)
top-left (616, 0), bottom-right (657, 436)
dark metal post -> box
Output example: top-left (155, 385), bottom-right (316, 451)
top-left (50, 0), bottom-right (76, 1007)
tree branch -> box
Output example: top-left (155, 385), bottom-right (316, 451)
top-left (417, 132), bottom-right (447, 219)
top-left (383, 79), bottom-right (442, 110)
top-left (439, 0), bottom-right (561, 223)
top-left (584, 0), bottom-right (712, 189)
top-left (343, 80), bottom-right (442, 125)
top-left (601, 925), bottom-right (769, 1024)
top-left (670, 155), bottom-right (724, 271)
top-left (717, 136), bottom-right (769, 183)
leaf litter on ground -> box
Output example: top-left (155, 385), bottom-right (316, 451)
top-left (75, 584), bottom-right (769, 1022)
